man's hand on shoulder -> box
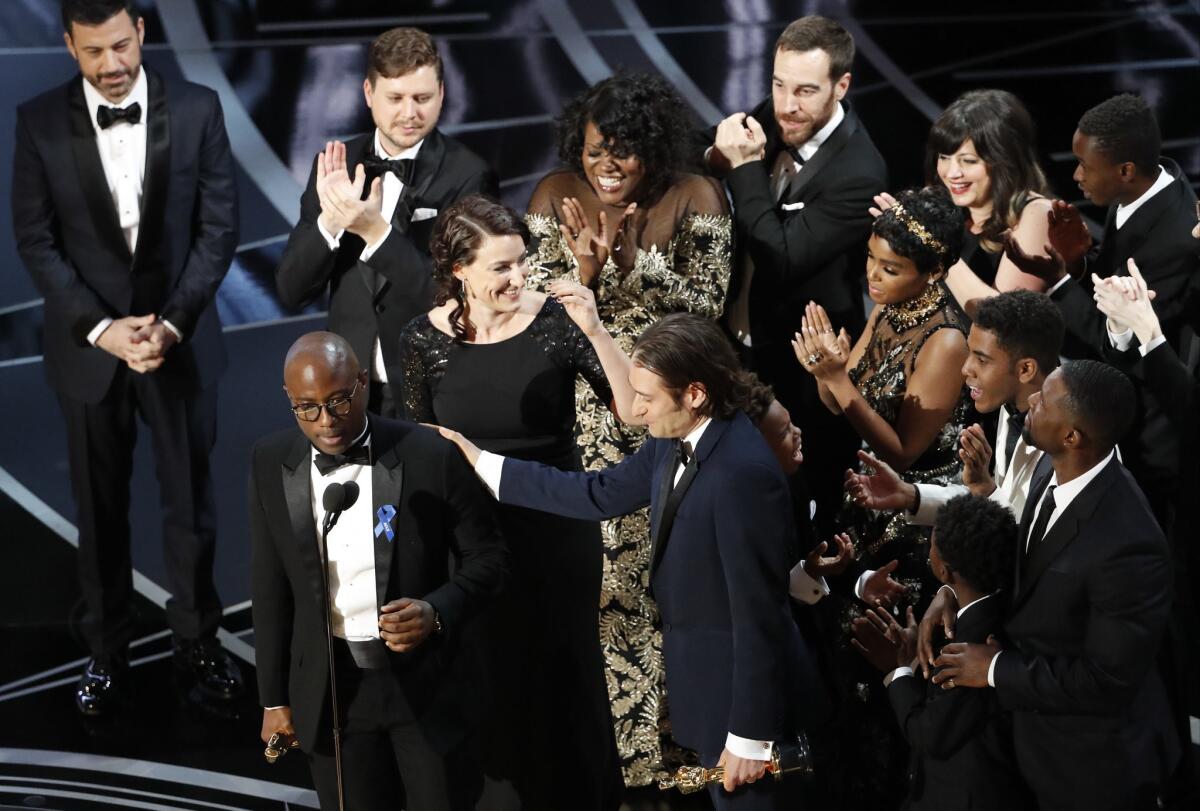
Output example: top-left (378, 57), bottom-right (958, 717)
top-left (379, 597), bottom-right (438, 652)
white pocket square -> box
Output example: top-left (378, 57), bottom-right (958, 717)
top-left (411, 207), bottom-right (439, 222)
top-left (781, 202), bottom-right (805, 211)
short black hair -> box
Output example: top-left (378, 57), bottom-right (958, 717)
top-left (556, 72), bottom-right (693, 204)
top-left (1058, 359), bottom-right (1136, 451)
top-left (744, 373), bottom-right (776, 426)
top-left (1077, 94), bottom-right (1161, 176)
top-left (972, 290), bottom-right (1064, 375)
top-left (871, 187), bottom-right (964, 275)
top-left (62, 0), bottom-right (139, 32)
top-left (933, 495), bottom-right (1016, 595)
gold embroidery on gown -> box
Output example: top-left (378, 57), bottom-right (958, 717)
top-left (525, 170), bottom-right (731, 786)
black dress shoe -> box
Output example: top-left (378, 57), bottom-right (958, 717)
top-left (173, 636), bottom-right (244, 701)
top-left (75, 656), bottom-right (125, 717)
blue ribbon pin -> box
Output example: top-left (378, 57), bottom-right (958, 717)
top-left (374, 505), bottom-right (396, 542)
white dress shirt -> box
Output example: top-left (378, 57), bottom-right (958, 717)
top-left (309, 423), bottom-right (380, 641)
top-left (317, 130), bottom-right (424, 383)
top-left (1115, 165), bottom-right (1172, 230)
top-left (986, 450), bottom-right (1116, 685)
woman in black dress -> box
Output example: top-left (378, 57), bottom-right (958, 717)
top-left (398, 195), bottom-right (635, 811)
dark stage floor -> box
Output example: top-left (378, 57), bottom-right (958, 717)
top-left (1, 1), bottom-right (1197, 808)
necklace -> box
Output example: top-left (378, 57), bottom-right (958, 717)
top-left (883, 282), bottom-right (945, 333)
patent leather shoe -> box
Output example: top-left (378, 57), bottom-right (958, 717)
top-left (173, 635), bottom-right (244, 701)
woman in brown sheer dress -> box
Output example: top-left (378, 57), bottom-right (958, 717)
top-left (524, 73), bottom-right (732, 787)
top-left (793, 187), bottom-right (971, 809)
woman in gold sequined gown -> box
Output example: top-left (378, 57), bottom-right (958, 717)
top-left (793, 187), bottom-right (971, 809)
top-left (523, 73), bottom-right (732, 788)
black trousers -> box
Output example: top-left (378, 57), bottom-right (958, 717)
top-left (57, 364), bottom-right (221, 657)
top-left (307, 643), bottom-right (465, 811)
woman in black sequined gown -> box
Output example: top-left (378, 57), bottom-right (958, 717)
top-left (792, 187), bottom-right (972, 809)
top-left (398, 196), bottom-right (636, 811)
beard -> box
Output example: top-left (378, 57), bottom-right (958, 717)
top-left (775, 94), bottom-right (837, 148)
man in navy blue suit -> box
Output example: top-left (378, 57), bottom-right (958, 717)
top-left (438, 313), bottom-right (821, 809)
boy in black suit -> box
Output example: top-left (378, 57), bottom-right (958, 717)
top-left (852, 494), bottom-right (1032, 810)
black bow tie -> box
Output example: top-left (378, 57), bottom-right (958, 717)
top-left (313, 439), bottom-right (371, 475)
top-left (97, 102), bottom-right (141, 129)
top-left (362, 154), bottom-right (414, 184)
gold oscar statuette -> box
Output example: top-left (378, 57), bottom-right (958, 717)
top-left (658, 733), bottom-right (813, 794)
top-left (263, 731), bottom-right (300, 764)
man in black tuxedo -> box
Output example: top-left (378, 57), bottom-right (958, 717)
top-left (438, 314), bottom-right (824, 810)
top-left (12, 0), bottom-right (240, 715)
top-left (707, 16), bottom-right (887, 531)
top-left (932, 360), bottom-right (1178, 811)
top-left (275, 27), bottom-right (497, 417)
top-left (251, 332), bottom-right (506, 811)
top-left (1005, 93), bottom-right (1199, 525)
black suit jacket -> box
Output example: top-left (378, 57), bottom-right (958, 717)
top-left (725, 100), bottom-right (887, 346)
top-left (13, 68), bottom-right (237, 403)
top-left (1052, 160), bottom-right (1198, 482)
top-left (993, 456), bottom-right (1178, 809)
top-left (887, 595), bottom-right (1032, 811)
top-left (248, 417), bottom-right (507, 753)
top-left (497, 412), bottom-right (826, 759)
top-left (275, 129), bottom-right (497, 385)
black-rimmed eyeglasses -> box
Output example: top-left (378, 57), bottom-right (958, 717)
top-left (289, 380), bottom-right (361, 422)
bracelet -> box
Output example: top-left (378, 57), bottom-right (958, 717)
top-left (906, 484), bottom-right (921, 515)
top-left (432, 609), bottom-right (443, 635)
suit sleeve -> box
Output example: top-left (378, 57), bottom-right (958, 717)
top-left (498, 439), bottom-right (655, 520)
top-left (12, 107), bottom-right (111, 343)
top-left (248, 447), bottom-right (294, 708)
top-left (422, 438), bottom-right (508, 635)
top-left (1050, 279), bottom-right (1111, 357)
top-left (275, 153), bottom-right (339, 310)
top-left (993, 521), bottom-right (1172, 714)
top-left (159, 93), bottom-right (238, 338)
top-left (888, 670), bottom-right (991, 759)
top-left (1139, 341), bottom-right (1199, 441)
top-left (714, 461), bottom-right (793, 741)
top-left (725, 154), bottom-right (879, 288)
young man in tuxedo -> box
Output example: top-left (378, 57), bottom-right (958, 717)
top-left (439, 314), bottom-right (823, 810)
top-left (930, 360), bottom-right (1179, 811)
top-left (847, 290), bottom-right (1065, 521)
top-left (13, 0), bottom-right (240, 715)
top-left (707, 15), bottom-right (887, 534)
top-left (251, 332), bottom-right (506, 811)
top-left (275, 27), bottom-right (498, 417)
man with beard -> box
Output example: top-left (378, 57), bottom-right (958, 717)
top-left (707, 16), bottom-right (887, 533)
top-left (276, 27), bottom-right (497, 418)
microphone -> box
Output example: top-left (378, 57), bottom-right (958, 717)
top-left (321, 481), bottom-right (360, 535)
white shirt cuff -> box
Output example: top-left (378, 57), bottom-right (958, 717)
top-left (854, 569), bottom-right (874, 600)
top-left (1047, 275), bottom-right (1071, 296)
top-left (788, 559), bottom-right (830, 605)
top-left (474, 450), bottom-right (504, 500)
top-left (1139, 334), bottom-right (1167, 356)
top-left (87, 318), bottom-right (114, 346)
top-left (986, 650), bottom-right (1002, 688)
top-left (161, 318), bottom-right (183, 341)
top-left (884, 666), bottom-right (914, 687)
top-left (264, 705), bottom-right (285, 710)
top-left (725, 732), bottom-right (773, 761)
top-left (316, 217), bottom-right (344, 250)
top-left (359, 225), bottom-right (393, 261)
top-left (1107, 324), bottom-right (1134, 352)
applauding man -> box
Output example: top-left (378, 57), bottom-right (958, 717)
top-left (276, 27), bottom-right (497, 417)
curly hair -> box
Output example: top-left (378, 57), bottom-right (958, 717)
top-left (1077, 93), bottom-right (1161, 176)
top-left (429, 194), bottom-right (529, 341)
top-left (555, 72), bottom-right (693, 203)
top-left (924, 89), bottom-right (1051, 252)
top-left (933, 494), bottom-right (1017, 595)
top-left (1058, 360), bottom-right (1135, 451)
top-left (872, 187), bottom-right (965, 275)
top-left (743, 373), bottom-right (776, 426)
top-left (632, 313), bottom-right (756, 421)
top-left (973, 290), bottom-right (1064, 375)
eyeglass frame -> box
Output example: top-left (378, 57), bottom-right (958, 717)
top-left (288, 379), bottom-right (362, 422)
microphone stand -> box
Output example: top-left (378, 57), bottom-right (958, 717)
top-left (319, 503), bottom-right (346, 811)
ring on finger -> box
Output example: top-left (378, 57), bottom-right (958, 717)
top-left (947, 678), bottom-right (956, 689)
top-left (805, 353), bottom-right (820, 366)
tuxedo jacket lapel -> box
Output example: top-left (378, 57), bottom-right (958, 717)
top-left (282, 436), bottom-right (325, 606)
top-left (67, 79), bottom-right (131, 263)
top-left (784, 106), bottom-right (858, 201)
top-left (134, 68), bottom-right (170, 271)
top-left (650, 460), bottom-right (698, 576)
top-left (648, 446), bottom-right (676, 576)
top-left (371, 430), bottom-right (403, 607)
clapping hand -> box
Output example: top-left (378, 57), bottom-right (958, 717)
top-left (851, 604), bottom-right (917, 672)
top-left (713, 113), bottom-right (767, 170)
top-left (844, 450), bottom-right (917, 512)
top-left (805, 532), bottom-right (855, 577)
top-left (1003, 200), bottom-right (1091, 282)
top-left (867, 192), bottom-right (897, 219)
top-left (861, 559), bottom-right (907, 610)
top-left (959, 424), bottom-right (996, 497)
top-left (1092, 258), bottom-right (1162, 345)
top-left (559, 197), bottom-right (637, 286)
top-left (315, 140), bottom-right (387, 244)
top-left (549, 279), bottom-right (604, 338)
top-left (792, 301), bottom-right (851, 381)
